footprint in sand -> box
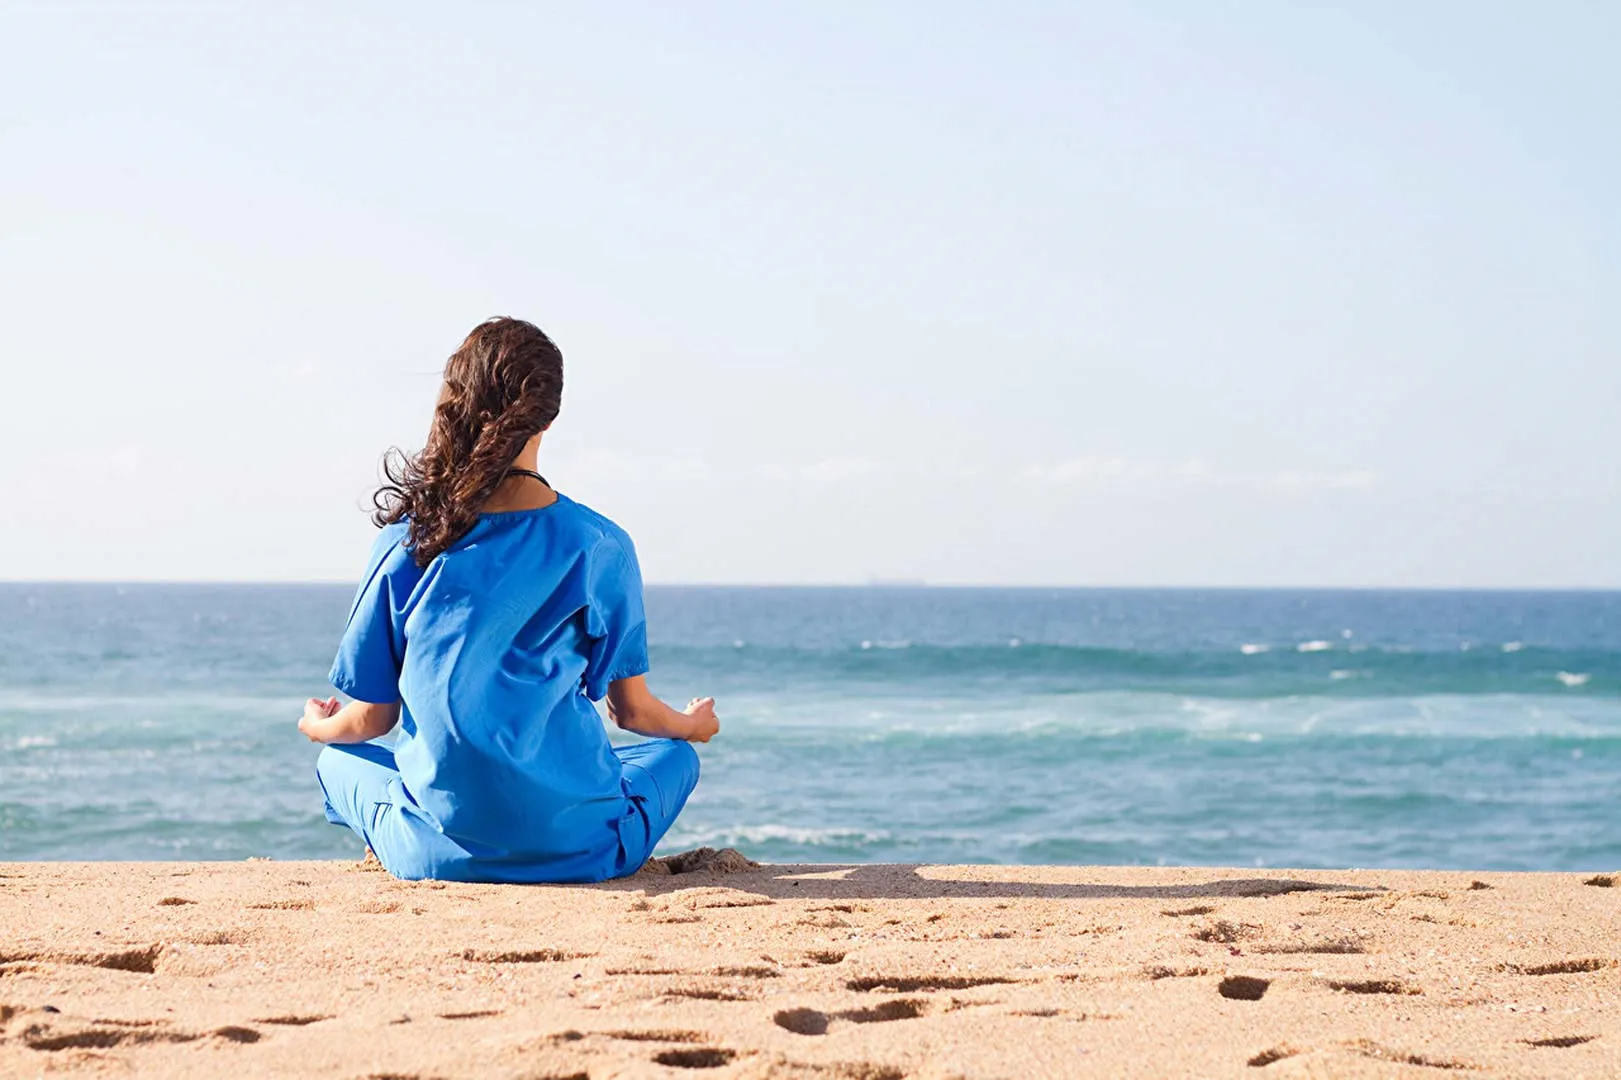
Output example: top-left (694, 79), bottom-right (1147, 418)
top-left (1503, 958), bottom-right (1615, 976)
top-left (845, 974), bottom-right (1012, 993)
top-left (651, 1047), bottom-right (737, 1068)
top-left (1341, 1038), bottom-right (1471, 1070)
top-left (774, 1009), bottom-right (831, 1036)
top-left (255, 1014), bottom-right (332, 1026)
top-left (709, 965), bottom-right (779, 978)
top-left (839, 999), bottom-right (927, 1024)
top-left (828, 1068), bottom-right (905, 1080)
top-left (156, 897), bottom-right (196, 906)
top-left (25, 1025), bottom-right (196, 1051)
top-left (0, 945), bottom-right (163, 974)
top-left (1218, 976), bottom-right (1270, 1001)
top-left (1145, 965), bottom-right (1210, 980)
top-left (1247, 1044), bottom-right (1301, 1067)
top-left (774, 999), bottom-right (928, 1036)
top-left (459, 948), bottom-right (591, 963)
top-left (662, 986), bottom-right (756, 1003)
top-left (1256, 937), bottom-right (1367, 955)
top-left (1326, 978), bottom-right (1421, 995)
top-left (1524, 1035), bottom-right (1597, 1048)
top-left (16, 1010), bottom-right (260, 1051)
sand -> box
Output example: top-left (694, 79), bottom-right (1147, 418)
top-left (2, 856), bottom-right (1618, 1079)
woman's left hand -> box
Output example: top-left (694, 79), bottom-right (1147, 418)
top-left (298, 696), bottom-right (341, 743)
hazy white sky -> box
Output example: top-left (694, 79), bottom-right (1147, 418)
top-left (1, 2), bottom-right (1616, 586)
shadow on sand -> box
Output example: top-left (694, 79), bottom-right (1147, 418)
top-left (599, 861), bottom-right (1383, 902)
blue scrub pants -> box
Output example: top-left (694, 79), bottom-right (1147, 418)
top-left (315, 738), bottom-right (700, 882)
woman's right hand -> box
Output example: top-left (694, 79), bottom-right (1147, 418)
top-left (684, 697), bottom-right (720, 743)
top-left (298, 695), bottom-right (341, 743)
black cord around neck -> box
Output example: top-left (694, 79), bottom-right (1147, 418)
top-left (505, 467), bottom-right (549, 487)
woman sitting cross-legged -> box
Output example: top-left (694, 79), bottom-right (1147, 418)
top-left (299, 316), bottom-right (718, 882)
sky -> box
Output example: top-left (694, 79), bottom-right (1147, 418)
top-left (0, 2), bottom-right (1616, 586)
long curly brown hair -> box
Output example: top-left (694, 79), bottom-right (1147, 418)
top-left (373, 317), bottom-right (564, 565)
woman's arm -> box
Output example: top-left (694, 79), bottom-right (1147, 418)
top-left (605, 676), bottom-right (719, 743)
top-left (298, 695), bottom-right (401, 745)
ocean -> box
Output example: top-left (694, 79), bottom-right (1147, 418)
top-left (1, 584), bottom-right (1616, 871)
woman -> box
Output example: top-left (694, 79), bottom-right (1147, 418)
top-left (299, 316), bottom-right (718, 882)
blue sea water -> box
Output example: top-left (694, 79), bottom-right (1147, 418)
top-left (1, 584), bottom-right (1617, 871)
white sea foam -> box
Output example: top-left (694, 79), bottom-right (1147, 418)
top-left (0, 692), bottom-right (291, 714)
top-left (1239, 643), bottom-right (1269, 655)
top-left (1297, 640), bottom-right (1333, 653)
top-left (1556, 672), bottom-right (1591, 688)
top-left (1501, 641), bottom-right (1524, 653)
top-left (675, 824), bottom-right (891, 847)
top-left (1329, 669), bottom-right (1365, 681)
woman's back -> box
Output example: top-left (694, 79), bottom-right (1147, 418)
top-left (332, 496), bottom-right (647, 872)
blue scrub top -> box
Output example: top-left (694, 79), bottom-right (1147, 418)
top-left (328, 493), bottom-right (651, 881)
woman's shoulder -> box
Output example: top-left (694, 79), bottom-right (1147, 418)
top-left (368, 519), bottom-right (413, 556)
top-left (360, 520), bottom-right (420, 577)
top-left (554, 495), bottom-right (638, 561)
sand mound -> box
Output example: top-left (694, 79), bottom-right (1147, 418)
top-left (638, 846), bottom-right (759, 876)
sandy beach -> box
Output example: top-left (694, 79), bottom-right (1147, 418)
top-left (1, 857), bottom-right (1617, 1079)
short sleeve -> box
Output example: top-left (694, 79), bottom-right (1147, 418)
top-left (329, 528), bottom-right (421, 704)
top-left (581, 534), bottom-right (650, 701)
